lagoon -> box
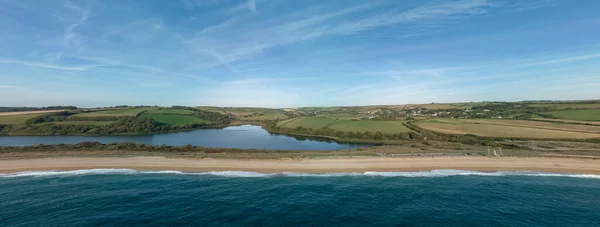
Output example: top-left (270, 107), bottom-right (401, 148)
top-left (0, 125), bottom-right (369, 150)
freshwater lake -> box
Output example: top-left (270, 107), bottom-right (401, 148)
top-left (0, 125), bottom-right (370, 150)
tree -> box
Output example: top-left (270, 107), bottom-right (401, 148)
top-left (373, 131), bottom-right (383, 140)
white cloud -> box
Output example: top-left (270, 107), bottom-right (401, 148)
top-left (186, 0), bottom-right (499, 68)
top-left (0, 58), bottom-right (91, 71)
top-left (63, 2), bottom-right (89, 52)
top-left (230, 0), bottom-right (256, 13)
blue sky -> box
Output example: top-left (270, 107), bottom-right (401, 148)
top-left (1, 0), bottom-right (599, 107)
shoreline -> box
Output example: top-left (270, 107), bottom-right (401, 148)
top-left (1, 156), bottom-right (599, 175)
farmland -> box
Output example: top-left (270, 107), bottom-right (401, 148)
top-left (277, 117), bottom-right (338, 129)
top-left (275, 117), bottom-right (413, 134)
top-left (328, 121), bottom-right (412, 133)
top-left (0, 107), bottom-right (232, 136)
top-left (145, 108), bottom-right (196, 115)
top-left (0, 110), bottom-right (66, 116)
top-left (41, 121), bottom-right (116, 126)
top-left (541, 109), bottom-right (600, 121)
top-left (529, 103), bottom-right (600, 110)
top-left (242, 111), bottom-right (288, 121)
top-left (140, 113), bottom-right (210, 125)
top-left (0, 113), bottom-right (49, 124)
top-left (72, 108), bottom-right (157, 117)
top-left (415, 119), bottom-right (600, 139)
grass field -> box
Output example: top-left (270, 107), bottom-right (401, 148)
top-left (0, 113), bottom-right (48, 125)
top-left (145, 108), bottom-right (195, 115)
top-left (140, 113), bottom-right (210, 125)
top-left (529, 103), bottom-right (600, 110)
top-left (315, 113), bottom-right (360, 120)
top-left (328, 121), bottom-right (412, 133)
top-left (243, 111), bottom-right (288, 120)
top-left (277, 117), bottom-right (338, 129)
top-left (38, 121), bottom-right (116, 126)
top-left (73, 107), bottom-right (158, 117)
top-left (277, 117), bottom-right (413, 133)
top-left (416, 119), bottom-right (600, 139)
top-left (541, 109), bottom-right (600, 121)
top-left (196, 107), bottom-right (228, 114)
top-left (0, 110), bottom-right (66, 116)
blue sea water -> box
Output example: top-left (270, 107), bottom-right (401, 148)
top-left (1, 170), bottom-right (599, 226)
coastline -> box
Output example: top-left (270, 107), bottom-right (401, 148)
top-left (1, 156), bottom-right (599, 175)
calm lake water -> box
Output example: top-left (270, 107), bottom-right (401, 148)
top-left (0, 125), bottom-right (369, 150)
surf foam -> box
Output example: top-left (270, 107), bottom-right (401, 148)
top-left (1, 169), bottom-right (599, 179)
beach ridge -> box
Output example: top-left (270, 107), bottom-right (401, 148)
top-left (1, 156), bottom-right (599, 175)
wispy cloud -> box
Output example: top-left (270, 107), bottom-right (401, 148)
top-left (329, 0), bottom-right (494, 35)
top-left (0, 85), bottom-right (18, 89)
top-left (187, 0), bottom-right (500, 67)
top-left (1, 0), bottom-right (597, 107)
top-left (519, 53), bottom-right (600, 67)
top-left (0, 58), bottom-right (91, 71)
top-left (63, 2), bottom-right (89, 52)
top-left (230, 0), bottom-right (256, 13)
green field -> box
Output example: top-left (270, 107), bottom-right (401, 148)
top-left (277, 117), bottom-right (413, 133)
top-left (39, 121), bottom-right (116, 126)
top-left (145, 108), bottom-right (195, 115)
top-left (277, 117), bottom-right (339, 129)
top-left (542, 109), bottom-right (600, 121)
top-left (315, 113), bottom-right (360, 120)
top-left (140, 113), bottom-right (210, 125)
top-left (329, 120), bottom-right (412, 133)
top-left (530, 103), bottom-right (600, 110)
top-left (243, 111), bottom-right (288, 120)
top-left (73, 107), bottom-right (158, 117)
top-left (0, 113), bottom-right (47, 125)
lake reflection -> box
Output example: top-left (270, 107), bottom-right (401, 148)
top-left (0, 125), bottom-right (371, 150)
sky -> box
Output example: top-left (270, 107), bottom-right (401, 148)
top-left (1, 0), bottom-right (599, 108)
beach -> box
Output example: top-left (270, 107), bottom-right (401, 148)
top-left (1, 156), bottom-right (599, 174)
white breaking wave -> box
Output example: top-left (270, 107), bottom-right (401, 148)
top-left (1, 169), bottom-right (599, 179)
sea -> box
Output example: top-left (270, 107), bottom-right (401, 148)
top-left (1, 169), bottom-right (599, 226)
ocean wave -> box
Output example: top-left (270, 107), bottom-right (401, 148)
top-left (1, 169), bottom-right (599, 179)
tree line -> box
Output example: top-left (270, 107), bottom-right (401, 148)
top-left (264, 122), bottom-right (423, 141)
top-left (2, 117), bottom-right (228, 136)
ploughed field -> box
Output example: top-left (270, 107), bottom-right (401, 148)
top-left (415, 119), bottom-right (600, 139)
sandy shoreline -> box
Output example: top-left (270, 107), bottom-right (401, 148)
top-left (1, 156), bottom-right (599, 174)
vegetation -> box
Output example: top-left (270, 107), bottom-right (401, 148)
top-left (277, 117), bottom-right (338, 129)
top-left (2, 101), bottom-right (600, 146)
top-left (72, 107), bottom-right (156, 117)
top-left (145, 108), bottom-right (196, 115)
top-left (140, 113), bottom-right (210, 125)
top-left (328, 120), bottom-right (411, 133)
top-left (25, 111), bottom-right (74, 124)
top-left (242, 110), bottom-right (288, 121)
top-left (0, 106), bottom-right (233, 136)
top-left (0, 113), bottom-right (51, 124)
top-left (541, 109), bottom-right (600, 121)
